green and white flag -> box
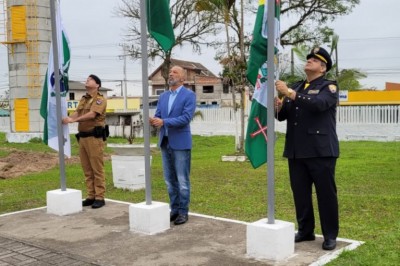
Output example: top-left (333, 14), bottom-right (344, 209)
top-left (40, 0), bottom-right (71, 157)
top-left (146, 0), bottom-right (175, 52)
top-left (245, 0), bottom-right (280, 168)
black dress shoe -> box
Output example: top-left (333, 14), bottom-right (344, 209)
top-left (170, 213), bottom-right (179, 222)
top-left (82, 198), bottom-right (95, 206)
top-left (91, 200), bottom-right (105, 209)
top-left (322, 239), bottom-right (336, 250)
top-left (174, 214), bottom-right (188, 225)
top-left (295, 232), bottom-right (316, 243)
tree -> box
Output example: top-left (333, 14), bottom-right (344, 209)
top-left (115, 0), bottom-right (221, 85)
top-left (337, 69), bottom-right (366, 91)
top-left (195, 0), bottom-right (250, 153)
top-left (280, 0), bottom-right (360, 46)
top-left (195, 0), bottom-right (247, 152)
top-left (207, 0), bottom-right (361, 76)
top-left (0, 88), bottom-right (9, 109)
top-left (194, 0), bottom-right (360, 152)
top-left (327, 34), bottom-right (366, 90)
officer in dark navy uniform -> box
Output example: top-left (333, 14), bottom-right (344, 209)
top-left (274, 47), bottom-right (339, 250)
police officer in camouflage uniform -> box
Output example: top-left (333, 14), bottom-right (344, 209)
top-left (274, 47), bottom-right (339, 250)
top-left (62, 74), bottom-right (107, 209)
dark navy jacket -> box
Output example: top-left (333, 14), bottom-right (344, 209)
top-left (275, 76), bottom-right (339, 159)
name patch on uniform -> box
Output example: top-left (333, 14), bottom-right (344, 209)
top-left (96, 100), bottom-right (103, 105)
top-left (308, 90), bottom-right (319, 95)
top-left (329, 84), bottom-right (337, 93)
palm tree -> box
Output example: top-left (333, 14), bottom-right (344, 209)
top-left (195, 1), bottom-right (236, 61)
top-left (337, 69), bottom-right (366, 91)
top-left (283, 38), bottom-right (366, 90)
top-left (195, 0), bottom-right (246, 152)
top-left (327, 35), bottom-right (366, 90)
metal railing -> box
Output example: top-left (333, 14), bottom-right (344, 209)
top-left (337, 105), bottom-right (400, 124)
top-left (148, 106), bottom-right (400, 124)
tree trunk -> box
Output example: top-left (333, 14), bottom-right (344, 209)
top-left (162, 53), bottom-right (172, 89)
top-left (224, 15), bottom-right (240, 151)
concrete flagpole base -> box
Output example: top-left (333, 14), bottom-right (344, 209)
top-left (129, 201), bottom-right (170, 235)
top-left (247, 219), bottom-right (295, 261)
top-left (46, 189), bottom-right (82, 216)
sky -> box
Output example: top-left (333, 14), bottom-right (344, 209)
top-left (0, 0), bottom-right (399, 97)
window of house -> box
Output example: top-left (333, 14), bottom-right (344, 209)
top-left (203, 86), bottom-right (214, 93)
top-left (155, 89), bottom-right (165, 95)
top-left (69, 92), bottom-right (75, 100)
top-left (122, 115), bottom-right (131, 126)
top-left (223, 84), bottom-right (230, 94)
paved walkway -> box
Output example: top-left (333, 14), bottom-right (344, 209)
top-left (0, 236), bottom-right (98, 266)
top-left (0, 200), bottom-right (362, 266)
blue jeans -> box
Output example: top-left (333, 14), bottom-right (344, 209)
top-left (161, 144), bottom-right (191, 215)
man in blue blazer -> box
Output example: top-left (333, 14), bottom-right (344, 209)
top-left (150, 65), bottom-right (196, 225)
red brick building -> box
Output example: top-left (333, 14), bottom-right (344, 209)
top-left (148, 59), bottom-right (235, 107)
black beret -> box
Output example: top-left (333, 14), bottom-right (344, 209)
top-left (89, 74), bottom-right (101, 88)
top-left (306, 47), bottom-right (332, 72)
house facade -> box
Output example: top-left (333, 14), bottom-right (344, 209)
top-left (148, 58), bottom-right (238, 107)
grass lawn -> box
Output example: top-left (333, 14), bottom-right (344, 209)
top-left (0, 132), bottom-right (399, 265)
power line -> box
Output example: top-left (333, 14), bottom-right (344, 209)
top-left (340, 36), bottom-right (400, 42)
top-left (71, 57), bottom-right (120, 61)
top-left (65, 37), bottom-right (400, 49)
top-left (70, 43), bottom-right (120, 49)
top-left (340, 56), bottom-right (400, 61)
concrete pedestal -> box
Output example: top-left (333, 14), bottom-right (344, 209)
top-left (46, 189), bottom-right (82, 216)
top-left (247, 219), bottom-right (295, 261)
top-left (129, 201), bottom-right (170, 235)
top-left (111, 155), bottom-right (153, 191)
top-left (6, 132), bottom-right (43, 143)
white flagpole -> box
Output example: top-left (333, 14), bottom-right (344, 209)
top-left (140, 0), bottom-right (152, 205)
top-left (266, 0), bottom-right (276, 224)
top-left (49, 0), bottom-right (67, 191)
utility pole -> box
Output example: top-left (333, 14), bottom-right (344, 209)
top-left (335, 47), bottom-right (339, 77)
top-left (123, 45), bottom-right (128, 111)
top-left (239, 0), bottom-right (245, 153)
top-left (119, 44), bottom-right (129, 111)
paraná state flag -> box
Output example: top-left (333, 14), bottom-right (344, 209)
top-left (245, 0), bottom-right (280, 168)
top-left (40, 0), bottom-right (71, 157)
top-left (146, 0), bottom-right (175, 52)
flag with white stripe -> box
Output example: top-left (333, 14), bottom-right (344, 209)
top-left (40, 0), bottom-right (71, 157)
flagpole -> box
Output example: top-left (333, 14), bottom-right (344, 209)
top-left (266, 0), bottom-right (275, 224)
top-left (49, 0), bottom-right (67, 191)
top-left (140, 0), bottom-right (152, 205)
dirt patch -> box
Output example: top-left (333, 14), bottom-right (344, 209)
top-left (0, 150), bottom-right (81, 179)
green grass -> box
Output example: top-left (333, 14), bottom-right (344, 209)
top-left (0, 132), bottom-right (399, 265)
